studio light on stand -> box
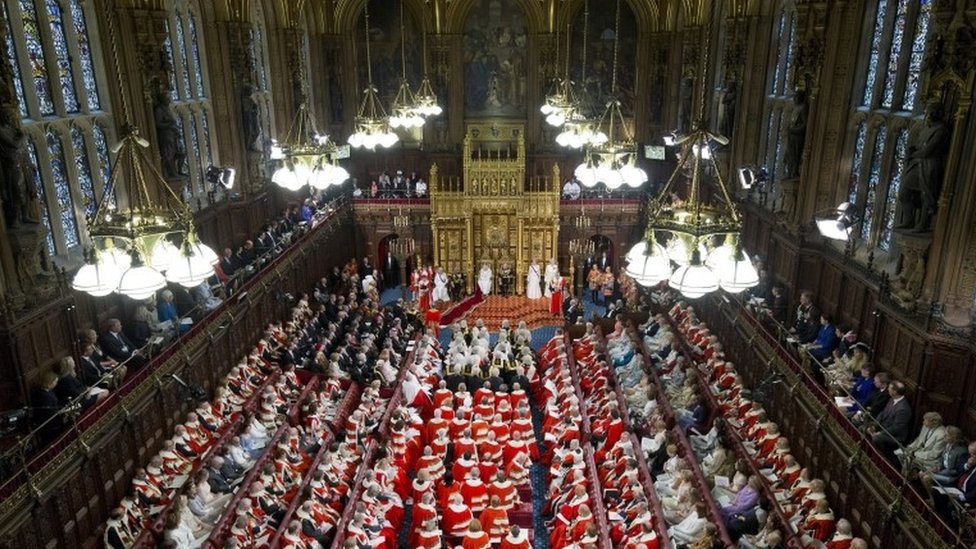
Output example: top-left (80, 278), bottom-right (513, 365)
top-left (815, 202), bottom-right (858, 241)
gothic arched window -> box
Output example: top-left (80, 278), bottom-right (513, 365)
top-left (3, 0), bottom-right (114, 260)
top-left (760, 3), bottom-right (797, 188)
top-left (846, 0), bottom-right (932, 251)
top-left (163, 0), bottom-right (216, 201)
top-left (248, 0), bottom-right (274, 142)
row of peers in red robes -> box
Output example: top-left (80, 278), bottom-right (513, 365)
top-left (267, 382), bottom-right (391, 549)
top-left (107, 327), bottom-right (301, 549)
top-left (342, 335), bottom-right (540, 549)
top-left (664, 303), bottom-right (863, 549)
top-left (535, 332), bottom-right (608, 549)
top-left (572, 332), bottom-right (663, 549)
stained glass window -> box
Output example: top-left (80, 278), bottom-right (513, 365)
top-left (47, 130), bottom-right (79, 248)
top-left (850, 0), bottom-right (934, 251)
top-left (173, 112), bottom-right (188, 177)
top-left (18, 0), bottom-right (55, 116)
top-left (71, 126), bottom-right (96, 219)
top-left (6, 0), bottom-right (115, 258)
top-left (879, 129), bottom-right (909, 250)
top-left (68, 0), bottom-right (100, 111)
top-left (188, 114), bottom-right (203, 193)
top-left (848, 123), bottom-right (867, 204)
top-left (771, 10), bottom-right (787, 94)
top-left (881, 0), bottom-right (909, 109)
top-left (174, 16), bottom-right (192, 100)
top-left (91, 123), bottom-right (115, 211)
top-left (163, 27), bottom-right (179, 101)
top-left (189, 15), bottom-right (205, 98)
top-left (860, 126), bottom-right (887, 239)
top-left (44, 0), bottom-right (79, 113)
top-left (26, 140), bottom-right (55, 255)
top-left (201, 109), bottom-right (213, 168)
top-left (862, 0), bottom-right (888, 107)
top-left (902, 2), bottom-right (930, 110)
top-left (3, 3), bottom-right (27, 118)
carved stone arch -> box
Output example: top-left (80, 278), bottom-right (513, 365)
top-left (334, 0), bottom-right (432, 37)
top-left (562, 0), bottom-right (661, 35)
top-left (444, 0), bottom-right (546, 35)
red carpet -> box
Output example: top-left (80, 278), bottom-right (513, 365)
top-left (440, 294), bottom-right (562, 331)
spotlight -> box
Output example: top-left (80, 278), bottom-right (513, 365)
top-left (815, 202), bottom-right (858, 241)
top-left (206, 166), bottom-right (236, 189)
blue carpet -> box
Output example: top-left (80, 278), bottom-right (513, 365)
top-left (380, 287), bottom-right (412, 306)
top-left (581, 292), bottom-right (607, 321)
top-left (529, 393), bottom-right (551, 549)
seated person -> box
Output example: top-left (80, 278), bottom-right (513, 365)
top-left (100, 318), bottom-right (145, 368)
top-left (31, 372), bottom-right (64, 444)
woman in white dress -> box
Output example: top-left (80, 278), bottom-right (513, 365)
top-left (432, 268), bottom-right (451, 302)
top-left (543, 258), bottom-right (559, 297)
top-left (478, 263), bottom-right (493, 295)
top-left (526, 260), bottom-right (543, 299)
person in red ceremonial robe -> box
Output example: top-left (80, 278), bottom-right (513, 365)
top-left (488, 472), bottom-right (519, 510)
top-left (548, 486), bottom-right (590, 548)
top-left (478, 495), bottom-right (510, 543)
top-left (802, 499), bottom-right (836, 543)
top-left (551, 502), bottom-right (594, 549)
top-left (431, 429), bottom-right (451, 459)
top-left (418, 273), bottom-right (431, 312)
top-left (549, 275), bottom-right (565, 316)
top-left (461, 469), bottom-right (490, 513)
top-left (417, 446), bottom-right (445, 483)
top-left (412, 470), bottom-right (435, 507)
top-left (577, 522), bottom-right (600, 548)
top-left (427, 408), bottom-right (449, 443)
top-left (824, 518), bottom-right (854, 549)
top-left (491, 414), bottom-right (512, 444)
top-left (462, 519), bottom-right (491, 549)
top-left (433, 381), bottom-right (453, 409)
top-left (624, 521), bottom-right (661, 549)
top-left (453, 451), bottom-right (478, 483)
top-left (415, 519), bottom-right (442, 549)
top-left (506, 452), bottom-right (531, 487)
top-left (500, 525), bottom-right (531, 549)
top-left (439, 474), bottom-right (462, 509)
top-left (443, 492), bottom-right (474, 537)
top-left (411, 492), bottom-right (439, 546)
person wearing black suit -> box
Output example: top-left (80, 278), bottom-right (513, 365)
top-left (100, 319), bottom-right (146, 368)
top-left (31, 372), bottom-right (63, 444)
top-left (857, 372), bottom-right (891, 420)
top-left (933, 441), bottom-right (976, 527)
top-left (78, 343), bottom-right (108, 388)
top-left (870, 381), bottom-right (912, 463)
top-left (219, 247), bottom-right (239, 277)
top-left (207, 458), bottom-right (233, 494)
top-left (256, 225), bottom-right (277, 255)
top-left (53, 357), bottom-right (100, 410)
top-left (564, 298), bottom-right (582, 324)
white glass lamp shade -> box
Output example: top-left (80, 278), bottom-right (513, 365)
top-left (347, 132), bottom-right (365, 149)
top-left (330, 165), bottom-right (350, 186)
top-left (666, 237), bottom-right (691, 265)
top-left (597, 162), bottom-right (625, 190)
top-left (625, 241), bottom-right (647, 264)
top-left (705, 243), bottom-right (735, 269)
top-left (620, 162), bottom-right (648, 187)
top-left (309, 165), bottom-right (334, 190)
top-left (718, 252), bottom-right (760, 293)
top-left (150, 240), bottom-right (180, 272)
top-left (117, 265), bottom-right (167, 300)
top-left (546, 111), bottom-right (567, 127)
top-left (273, 165), bottom-right (304, 191)
top-left (626, 245), bottom-right (673, 287)
top-left (575, 162), bottom-right (600, 187)
top-left (192, 242), bottom-right (220, 266)
top-left (166, 250), bottom-right (216, 287)
top-left (379, 131), bottom-right (399, 149)
top-left (669, 257), bottom-right (720, 299)
top-left (72, 262), bottom-right (122, 297)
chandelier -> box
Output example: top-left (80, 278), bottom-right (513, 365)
top-left (625, 5), bottom-right (757, 299)
top-left (271, 102), bottom-right (350, 192)
top-left (411, 7), bottom-right (442, 118)
top-left (72, 129), bottom-right (219, 299)
top-left (548, 0), bottom-right (604, 150)
top-left (388, 0), bottom-right (425, 130)
top-left (348, 0), bottom-right (398, 149)
top-left (72, 3), bottom-right (216, 299)
top-left (573, 0), bottom-right (647, 189)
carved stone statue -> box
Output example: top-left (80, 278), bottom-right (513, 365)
top-left (0, 108), bottom-right (29, 227)
top-left (783, 90), bottom-right (808, 179)
top-left (153, 88), bottom-right (185, 179)
top-left (720, 81), bottom-right (738, 138)
top-left (241, 84), bottom-right (262, 152)
top-left (895, 103), bottom-right (950, 232)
